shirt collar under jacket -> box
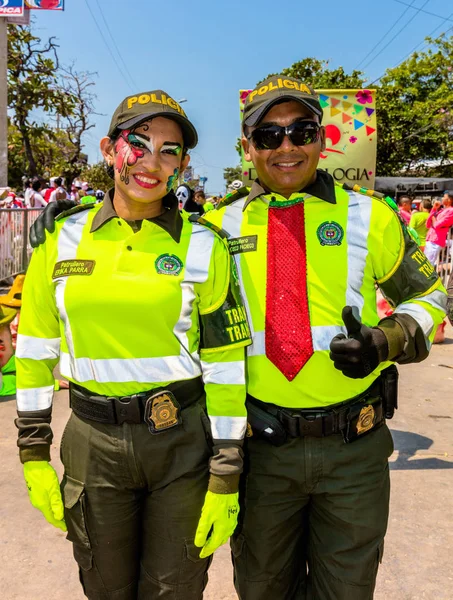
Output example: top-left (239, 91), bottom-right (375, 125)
top-left (90, 187), bottom-right (183, 242)
top-left (243, 169), bottom-right (337, 210)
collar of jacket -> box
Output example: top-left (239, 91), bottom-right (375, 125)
top-left (243, 169), bottom-right (337, 210)
top-left (90, 187), bottom-right (183, 242)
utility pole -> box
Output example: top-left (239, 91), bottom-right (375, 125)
top-left (0, 18), bottom-right (7, 187)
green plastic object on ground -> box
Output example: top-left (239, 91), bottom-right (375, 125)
top-left (23, 461), bottom-right (67, 532)
top-left (195, 490), bottom-right (239, 558)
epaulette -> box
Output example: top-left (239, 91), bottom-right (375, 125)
top-left (341, 182), bottom-right (399, 213)
top-left (217, 186), bottom-right (250, 209)
top-left (55, 203), bottom-right (96, 221)
top-left (188, 214), bottom-right (229, 239)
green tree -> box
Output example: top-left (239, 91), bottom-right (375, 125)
top-left (223, 165), bottom-right (243, 187)
top-left (7, 24), bottom-right (75, 178)
top-left (79, 162), bottom-right (113, 192)
top-left (376, 34), bottom-right (453, 175)
top-left (265, 58), bottom-right (366, 89)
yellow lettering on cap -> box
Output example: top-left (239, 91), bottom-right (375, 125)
top-left (278, 78), bottom-right (283, 88)
top-left (268, 82), bottom-right (278, 91)
top-left (138, 94), bottom-right (150, 105)
top-left (300, 84), bottom-right (311, 94)
top-left (161, 94), bottom-right (167, 105)
top-left (127, 96), bottom-right (138, 109)
top-left (258, 85), bottom-right (269, 96)
top-left (151, 93), bottom-right (162, 104)
top-left (248, 90), bottom-right (259, 103)
top-left (167, 98), bottom-right (177, 110)
top-left (283, 80), bottom-right (295, 89)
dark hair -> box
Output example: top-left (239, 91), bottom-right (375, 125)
top-left (422, 199), bottom-right (432, 210)
top-left (446, 190), bottom-right (453, 200)
top-left (54, 177), bottom-right (62, 187)
top-left (31, 179), bottom-right (41, 192)
top-left (398, 196), bottom-right (411, 205)
top-left (194, 190), bottom-right (205, 199)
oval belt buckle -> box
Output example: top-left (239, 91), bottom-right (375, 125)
top-left (144, 390), bottom-right (182, 434)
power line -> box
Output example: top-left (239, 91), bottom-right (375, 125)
top-left (367, 12), bottom-right (453, 85)
top-left (83, 0), bottom-right (134, 92)
top-left (393, 0), bottom-right (453, 22)
top-left (92, 0), bottom-right (138, 90)
top-left (361, 0), bottom-right (431, 71)
top-left (355, 0), bottom-right (418, 69)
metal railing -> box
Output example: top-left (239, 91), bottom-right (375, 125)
top-left (0, 208), bottom-right (43, 282)
top-left (436, 228), bottom-right (453, 288)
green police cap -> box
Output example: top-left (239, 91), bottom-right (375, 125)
top-left (108, 90), bottom-right (198, 149)
top-left (243, 75), bottom-right (323, 127)
top-left (0, 304), bottom-right (17, 327)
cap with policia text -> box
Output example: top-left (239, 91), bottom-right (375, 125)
top-left (243, 75), bottom-right (323, 127)
top-left (108, 90), bottom-right (198, 149)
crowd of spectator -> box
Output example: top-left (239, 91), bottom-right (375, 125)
top-left (0, 176), bottom-right (106, 210)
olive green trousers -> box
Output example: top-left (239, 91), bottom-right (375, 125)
top-left (232, 424), bottom-right (394, 600)
top-left (60, 403), bottom-right (212, 600)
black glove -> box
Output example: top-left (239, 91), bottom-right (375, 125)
top-left (329, 306), bottom-right (389, 379)
top-left (29, 200), bottom-right (76, 248)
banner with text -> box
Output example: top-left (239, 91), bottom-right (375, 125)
top-left (239, 88), bottom-right (377, 188)
top-left (0, 0), bottom-right (24, 16)
top-left (25, 0), bottom-right (63, 9)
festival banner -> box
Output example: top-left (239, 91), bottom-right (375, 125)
top-left (0, 0), bottom-right (24, 17)
top-left (239, 88), bottom-right (377, 188)
top-left (25, 0), bottom-right (63, 9)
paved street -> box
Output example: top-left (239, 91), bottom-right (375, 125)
top-left (1, 334), bottom-right (452, 600)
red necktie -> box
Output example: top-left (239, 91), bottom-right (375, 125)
top-left (265, 198), bottom-right (313, 381)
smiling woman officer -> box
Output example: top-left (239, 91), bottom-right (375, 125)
top-left (15, 90), bottom-right (250, 599)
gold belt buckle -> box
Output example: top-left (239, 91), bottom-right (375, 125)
top-left (144, 390), bottom-right (182, 434)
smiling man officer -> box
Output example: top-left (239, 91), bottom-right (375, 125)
top-left (207, 75), bottom-right (446, 599)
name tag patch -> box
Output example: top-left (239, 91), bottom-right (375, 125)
top-left (53, 260), bottom-right (95, 279)
top-left (228, 235), bottom-right (258, 255)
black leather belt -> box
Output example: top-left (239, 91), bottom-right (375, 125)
top-left (247, 378), bottom-right (384, 440)
top-left (69, 377), bottom-right (204, 425)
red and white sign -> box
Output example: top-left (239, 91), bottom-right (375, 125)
top-left (0, 0), bottom-right (25, 16)
top-left (25, 0), bottom-right (63, 8)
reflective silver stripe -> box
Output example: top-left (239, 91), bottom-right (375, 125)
top-left (201, 360), bottom-right (245, 385)
top-left (16, 335), bottom-right (60, 360)
top-left (415, 289), bottom-right (447, 313)
top-left (222, 199), bottom-right (256, 343)
top-left (394, 303), bottom-right (434, 339)
top-left (209, 416), bottom-right (247, 440)
top-left (55, 210), bottom-right (90, 370)
top-left (173, 223), bottom-right (214, 359)
top-left (59, 351), bottom-right (201, 383)
top-left (346, 191), bottom-right (372, 315)
top-left (312, 325), bottom-right (347, 350)
top-left (184, 223), bottom-right (215, 283)
top-left (16, 385), bottom-right (54, 411)
top-left (248, 325), bottom-right (347, 357)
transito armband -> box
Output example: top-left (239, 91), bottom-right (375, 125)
top-left (378, 224), bottom-right (440, 307)
top-left (199, 260), bottom-right (251, 352)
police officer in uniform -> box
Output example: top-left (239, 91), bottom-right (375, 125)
top-left (16, 90), bottom-right (250, 599)
top-left (206, 76), bottom-right (447, 599)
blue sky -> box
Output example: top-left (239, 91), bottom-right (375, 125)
top-left (31, 0), bottom-right (452, 194)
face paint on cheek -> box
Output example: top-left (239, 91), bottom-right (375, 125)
top-left (166, 168), bottom-right (180, 192)
top-left (114, 131), bottom-right (144, 185)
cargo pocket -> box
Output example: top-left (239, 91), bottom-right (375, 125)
top-left (231, 533), bottom-right (245, 559)
top-left (179, 539), bottom-right (212, 592)
top-left (61, 474), bottom-right (93, 571)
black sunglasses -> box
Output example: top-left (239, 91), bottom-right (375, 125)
top-left (247, 121), bottom-right (321, 150)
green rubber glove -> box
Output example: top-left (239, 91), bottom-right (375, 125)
top-left (194, 490), bottom-right (239, 558)
top-left (23, 461), bottom-right (67, 532)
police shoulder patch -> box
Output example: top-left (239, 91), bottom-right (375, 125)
top-left (55, 203), bottom-right (96, 221)
top-left (217, 186), bottom-right (250, 209)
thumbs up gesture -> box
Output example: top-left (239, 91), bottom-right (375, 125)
top-left (329, 306), bottom-right (389, 379)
